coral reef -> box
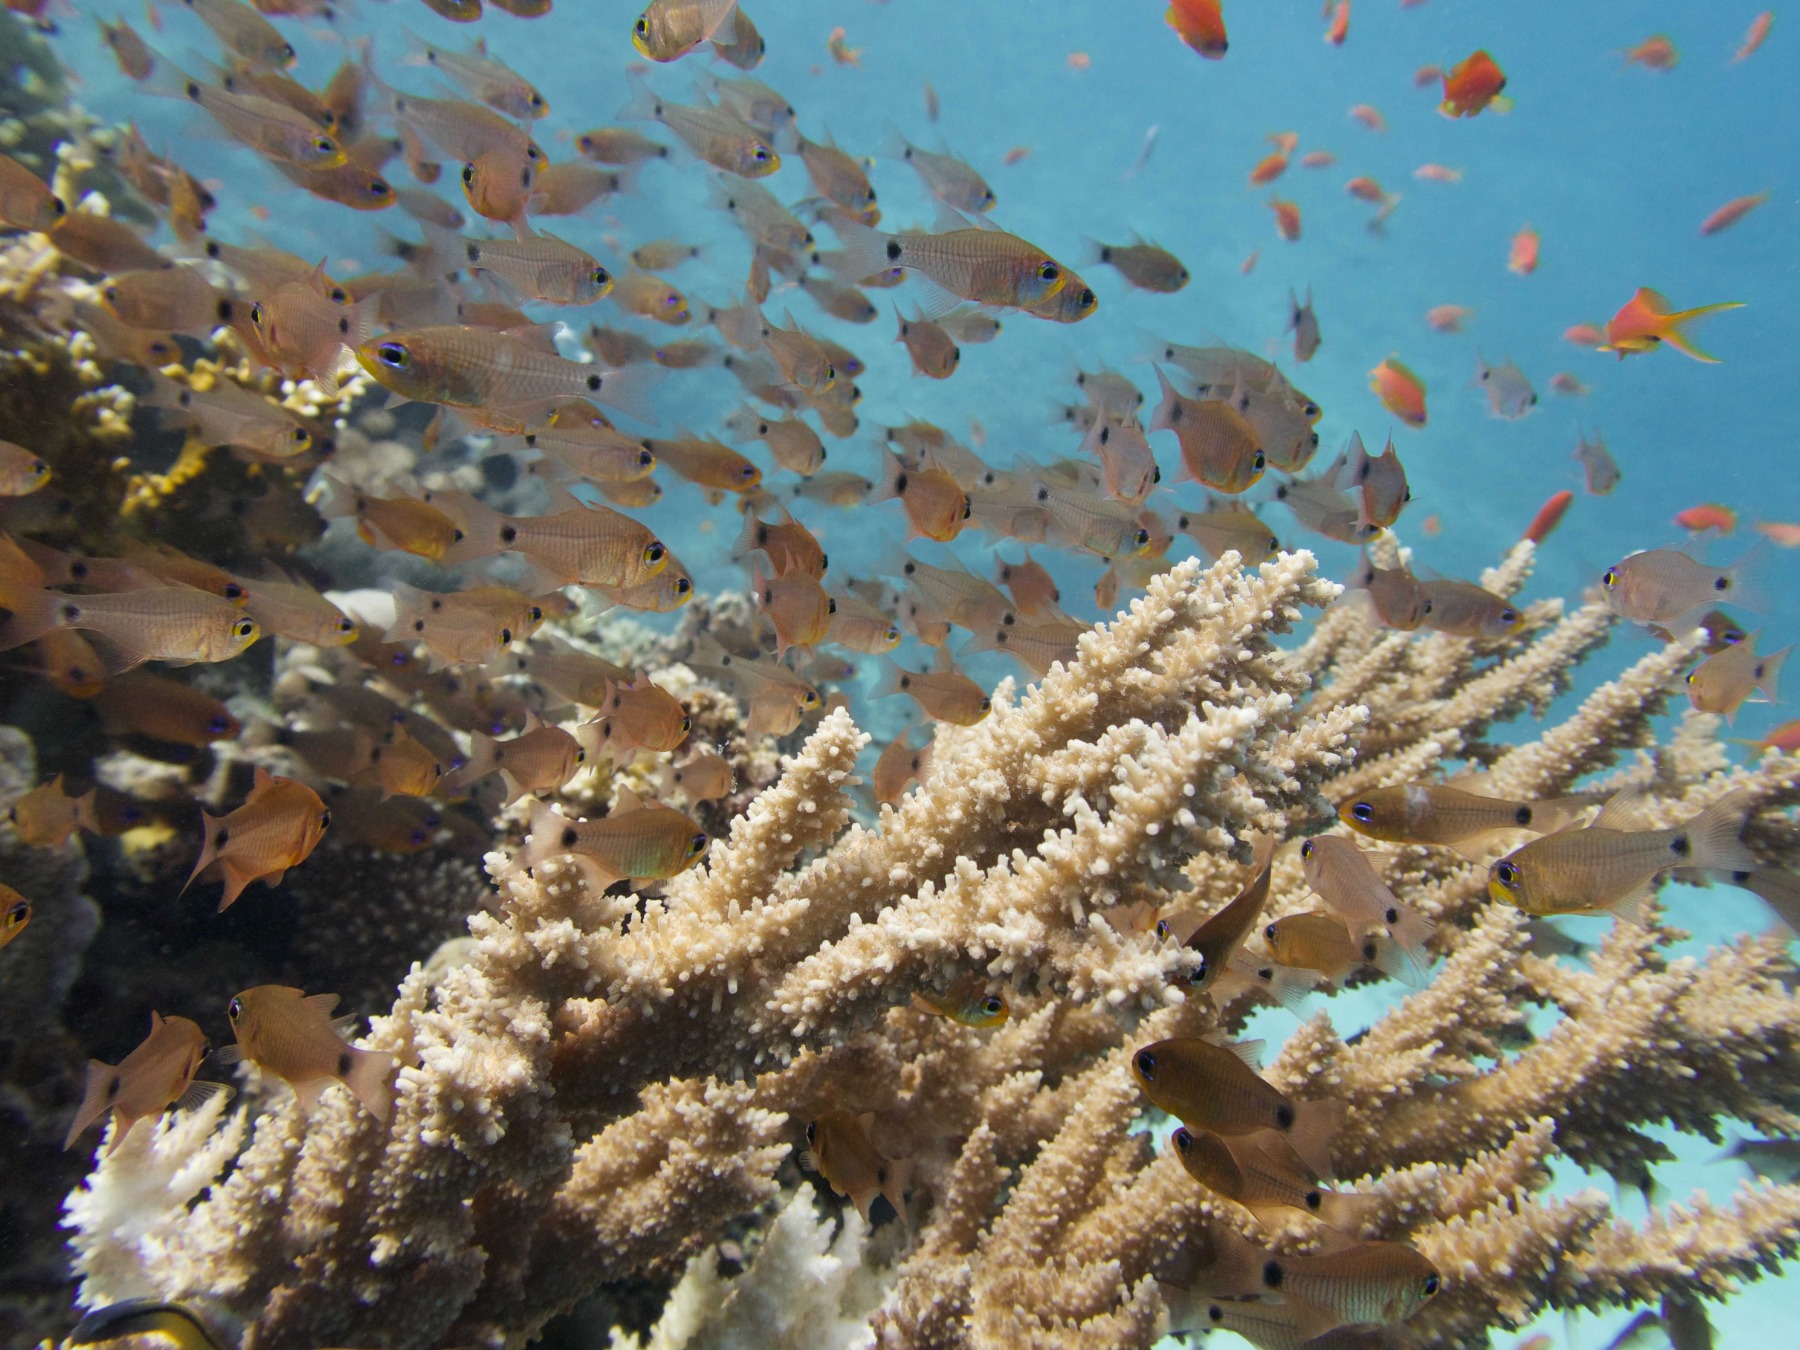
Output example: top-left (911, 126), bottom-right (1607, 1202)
top-left (55, 547), bottom-right (1800, 1350)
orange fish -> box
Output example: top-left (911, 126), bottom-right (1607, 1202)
top-left (1413, 64), bottom-right (1443, 88)
top-left (1323, 0), bottom-right (1350, 46)
top-left (1239, 250), bottom-right (1259, 274)
top-left (1348, 103), bottom-right (1385, 132)
top-left (1700, 192), bottom-right (1769, 236)
top-left (1549, 372), bottom-right (1589, 395)
top-left (64, 1013), bottom-right (223, 1155)
top-left (1735, 12), bottom-right (1774, 63)
top-left (1369, 357), bottom-right (1427, 427)
top-left (1439, 50), bottom-right (1508, 117)
top-left (1426, 304), bottom-right (1472, 332)
top-left (1268, 197), bottom-right (1301, 241)
top-left (1299, 150), bottom-right (1335, 168)
top-left (183, 767), bottom-right (332, 912)
top-left (1166, 0), bottom-right (1228, 59)
top-left (1508, 226), bottom-right (1539, 275)
top-left (1249, 151), bottom-right (1288, 186)
top-left (227, 985), bottom-right (393, 1119)
top-left (1414, 163), bottom-right (1463, 183)
top-left (1622, 35), bottom-right (1679, 69)
top-left (1674, 503), bottom-right (1739, 534)
top-left (1601, 287), bottom-right (1745, 362)
top-left (1754, 521), bottom-right (1800, 548)
top-left (1524, 490), bottom-right (1575, 544)
top-left (1564, 322), bottom-right (1606, 347)
top-left (1345, 176), bottom-right (1386, 204)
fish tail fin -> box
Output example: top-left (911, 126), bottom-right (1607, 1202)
top-left (588, 362), bottom-right (663, 425)
top-left (1314, 1187), bottom-right (1384, 1234)
top-left (871, 448), bottom-right (908, 504)
top-left (64, 1059), bottom-right (120, 1150)
top-left (882, 1155), bottom-right (914, 1230)
top-left (1758, 646), bottom-right (1790, 704)
top-left (0, 586), bottom-right (67, 654)
top-left (617, 69), bottom-right (662, 123)
top-left (1288, 1097), bottom-right (1345, 1181)
top-left (819, 213), bottom-right (898, 288)
top-left (1660, 302), bottom-right (1746, 363)
top-left (449, 730), bottom-right (500, 790)
top-left (871, 657), bottom-right (910, 700)
top-left (180, 808), bottom-right (226, 898)
top-left (1683, 788), bottom-right (1758, 876)
top-left (521, 797), bottom-right (569, 872)
top-left (1368, 904), bottom-right (1436, 986)
top-left (343, 1047), bottom-right (395, 1121)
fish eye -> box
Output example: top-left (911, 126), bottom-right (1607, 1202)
top-left (1351, 802), bottom-right (1374, 822)
top-left (313, 137), bottom-right (334, 155)
top-left (319, 810), bottom-right (332, 829)
top-left (223, 583), bottom-right (247, 601)
top-left (634, 17), bottom-right (649, 35)
top-left (232, 618), bottom-right (257, 639)
top-left (961, 497), bottom-right (973, 520)
top-left (1252, 452), bottom-right (1265, 470)
top-left (886, 626), bottom-right (900, 642)
top-left (687, 831), bottom-right (709, 858)
top-left (2, 901), bottom-right (25, 928)
top-left (675, 577), bottom-right (692, 595)
top-left (978, 697), bottom-right (991, 712)
top-left (1602, 568), bottom-right (1618, 587)
top-left (752, 146), bottom-right (770, 162)
top-left (1037, 261), bottom-right (1060, 282)
top-left (1422, 1274), bottom-right (1440, 1297)
top-left (804, 1120), bottom-right (816, 1142)
top-left (336, 619), bottom-right (354, 634)
top-left (1300, 839), bottom-right (1314, 858)
top-left (1134, 1049), bottom-right (1157, 1079)
top-left (461, 164), bottom-right (476, 185)
top-left (1264, 923), bottom-right (1279, 943)
top-left (1172, 1126), bottom-right (1192, 1151)
top-left (228, 997), bottom-right (243, 1021)
top-left (591, 268), bottom-right (609, 286)
top-left (680, 716), bottom-right (692, 733)
top-left (1188, 952), bottom-right (1208, 984)
top-left (1493, 860), bottom-right (1520, 888)
top-left (982, 996), bottom-right (1004, 1015)
top-left (207, 716), bottom-right (231, 734)
top-left (644, 541), bottom-right (667, 566)
top-left (1501, 609), bottom-right (1518, 625)
top-left (377, 342), bottom-right (410, 368)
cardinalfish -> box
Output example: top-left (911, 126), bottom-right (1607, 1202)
top-left (522, 791), bottom-right (708, 889)
top-left (872, 732), bottom-right (932, 805)
top-left (1440, 50), bottom-right (1509, 117)
top-left (1601, 545), bottom-right (1758, 628)
top-left (912, 973), bottom-right (1009, 1027)
top-left (1419, 580), bottom-right (1524, 639)
top-left (0, 152), bottom-right (64, 231)
top-left (1287, 287), bottom-right (1320, 361)
top-left (1476, 355), bottom-right (1537, 419)
top-left (1488, 791), bottom-right (1754, 924)
top-left (64, 1013), bottom-right (225, 1155)
top-left (876, 651), bottom-right (990, 725)
top-left (1601, 288), bottom-right (1745, 362)
top-left (1687, 634), bottom-right (1788, 722)
top-left (800, 1109), bottom-right (911, 1225)
top-left (183, 767), bottom-right (331, 912)
top-left (1622, 35), bottom-right (1679, 70)
top-left (633, 0), bottom-right (743, 61)
top-left (1574, 430), bottom-right (1621, 495)
top-left (1299, 835), bottom-right (1435, 983)
top-left (0, 439), bottom-right (49, 496)
top-left (1170, 1125), bottom-right (1377, 1231)
top-left (1339, 783), bottom-right (1599, 855)
top-left (1131, 1038), bottom-right (1342, 1177)
top-left (224, 985), bottom-right (393, 1119)
top-left (825, 214), bottom-right (1072, 315)
top-left (1166, 0), bottom-right (1228, 59)
top-left (890, 134), bottom-right (995, 214)
top-left (1159, 840), bottom-right (1273, 993)
top-left (621, 73), bottom-right (777, 178)
top-left (65, 1302), bottom-right (227, 1350)
top-left (0, 586), bottom-right (259, 673)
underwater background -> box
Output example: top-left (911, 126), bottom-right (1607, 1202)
top-left (1, 1), bottom-right (1797, 1347)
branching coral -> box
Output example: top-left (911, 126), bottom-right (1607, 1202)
top-left (58, 545), bottom-right (1800, 1350)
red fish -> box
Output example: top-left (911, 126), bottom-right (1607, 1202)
top-left (1700, 192), bottom-right (1769, 236)
top-left (1524, 490), bottom-right (1574, 545)
top-left (1323, 0), bottom-right (1350, 46)
top-left (1369, 356), bottom-right (1426, 427)
top-left (1601, 287), bottom-right (1745, 362)
top-left (1166, 0), bottom-right (1228, 59)
top-left (1735, 12), bottom-right (1774, 63)
top-left (1508, 226), bottom-right (1539, 275)
top-left (1622, 35), bottom-right (1678, 70)
top-left (1268, 196), bottom-right (1301, 241)
top-left (1439, 50), bottom-right (1508, 117)
top-left (1674, 503), bottom-right (1738, 534)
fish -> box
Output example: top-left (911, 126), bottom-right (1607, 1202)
top-left (890, 134), bottom-right (994, 214)
top-left (1508, 225), bottom-right (1539, 275)
top-left (1268, 196), bottom-right (1301, 241)
top-left (995, 552), bottom-right (1062, 616)
top-left (1425, 304), bottom-right (1472, 332)
top-left (1249, 151), bottom-right (1289, 186)
top-left (1439, 50), bottom-right (1509, 117)
top-left (1322, 0), bottom-right (1350, 47)
top-left (576, 126), bottom-right (669, 164)
top-left (872, 732), bottom-right (932, 805)
top-left (1170, 1124), bottom-right (1376, 1229)
top-left (1162, 841), bottom-right (1273, 993)
top-left (591, 679), bottom-right (691, 754)
top-left (632, 0), bottom-right (743, 62)
top-left (913, 974), bottom-right (1009, 1027)
top-left (1418, 580), bottom-right (1525, 639)
top-left (1165, 0), bottom-right (1228, 59)
top-left (1206, 1228), bottom-right (1442, 1329)
top-left (800, 1109), bottom-right (910, 1225)
top-left (827, 26), bottom-right (863, 65)
top-left (66, 1301), bottom-right (232, 1350)
top-left (225, 984), bottom-right (394, 1119)
top-left (1574, 429), bottom-right (1621, 495)
top-left (1735, 12), bottom-right (1774, 63)
top-left (1476, 354), bottom-right (1537, 419)
top-left (1622, 35), bottom-right (1679, 70)
top-left (1686, 632), bottom-right (1787, 722)
top-left (403, 28), bottom-right (547, 120)
top-left (1175, 505), bottom-right (1280, 565)
top-left (1287, 287), bottom-right (1320, 361)
top-left (146, 63), bottom-right (344, 170)
top-left (825, 214), bottom-right (1069, 316)
top-left (875, 451), bottom-right (971, 542)
top-left (1719, 1135), bottom-right (1800, 1181)
top-left (532, 162), bottom-right (632, 216)
top-left (1338, 782), bottom-right (1599, 855)
top-left (1601, 545), bottom-right (1758, 628)
top-left (1092, 237), bottom-right (1189, 293)
top-left (64, 1012), bottom-right (224, 1154)
top-left (1755, 522), bottom-right (1800, 548)
top-left (895, 307), bottom-right (960, 379)
top-left (1415, 163), bottom-right (1463, 182)
top-left (795, 131), bottom-right (876, 220)
top-left (97, 17), bottom-right (157, 82)
top-left (667, 748), bottom-right (734, 803)
top-left (1674, 503), bottom-right (1738, 534)
top-left (875, 652), bottom-right (990, 725)
top-left (522, 790), bottom-right (709, 888)
top-left (464, 234), bottom-right (612, 307)
top-left (0, 585), bottom-right (260, 673)
top-left (1149, 367), bottom-right (1265, 495)
top-left (183, 767), bottom-right (332, 911)
top-left (1524, 489), bottom-right (1576, 544)
top-left (1262, 910), bottom-right (1377, 984)
top-left (1601, 288), bottom-right (1745, 362)
top-left (620, 74), bottom-right (777, 178)
top-left (96, 670), bottom-right (241, 747)
top-left (1299, 835), bottom-right (1435, 983)
top-left (315, 478), bottom-right (463, 561)
top-left (1700, 192), bottom-right (1769, 236)
top-left (1550, 372), bottom-right (1589, 395)
top-left (0, 151), bottom-right (64, 231)
top-left (1131, 1038), bottom-right (1341, 1175)
top-left (1347, 432), bottom-right (1408, 528)
top-left (1488, 790), bottom-right (1756, 923)
top-left (5, 773), bottom-right (97, 848)
top-left (712, 5), bottom-right (765, 67)
top-left (0, 882), bottom-right (29, 949)
top-left (1369, 357), bottom-right (1427, 427)
top-left (0, 439), bottom-right (49, 496)
top-left (1565, 322), bottom-right (1607, 347)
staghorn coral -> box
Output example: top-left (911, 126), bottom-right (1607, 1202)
top-left (57, 545), bottom-right (1800, 1350)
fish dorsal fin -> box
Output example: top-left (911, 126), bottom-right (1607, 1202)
top-left (329, 1012), bottom-right (362, 1037)
top-left (1212, 1036), bottom-right (1266, 1069)
top-left (304, 991), bottom-right (342, 1017)
top-left (1592, 788), bottom-right (1645, 832)
top-left (1637, 287), bottom-right (1674, 316)
top-left (503, 322), bottom-right (563, 356)
top-left (613, 784), bottom-right (645, 814)
top-left (247, 765), bottom-right (280, 799)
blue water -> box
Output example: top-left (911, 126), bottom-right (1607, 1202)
top-left (50, 0), bottom-right (1800, 1344)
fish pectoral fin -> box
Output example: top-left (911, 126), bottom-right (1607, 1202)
top-left (175, 1079), bottom-right (235, 1112)
top-left (290, 1076), bottom-right (328, 1116)
top-left (1590, 788), bottom-right (1647, 832)
top-left (1603, 881), bottom-right (1658, 928)
top-left (328, 1012), bottom-right (362, 1037)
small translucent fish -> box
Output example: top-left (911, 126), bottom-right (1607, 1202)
top-left (1339, 783), bottom-right (1599, 854)
top-left (437, 492), bottom-right (668, 590)
top-left (711, 4), bottom-right (764, 67)
top-left (49, 210), bottom-right (166, 273)
top-left (1476, 354), bottom-right (1537, 419)
top-left (609, 273), bottom-right (691, 325)
top-left (459, 146), bottom-right (541, 232)
top-left (403, 28), bottom-right (547, 120)
top-left (356, 326), bottom-right (654, 426)
top-left (0, 883), bottom-right (30, 950)
top-left (591, 678), bottom-right (690, 754)
top-left (1488, 790), bottom-right (1755, 923)
top-left (825, 214), bottom-right (1068, 316)
top-left (669, 748), bottom-right (733, 802)
top-left (0, 439), bottom-right (48, 496)
top-left (827, 26), bottom-right (863, 66)
top-left (0, 586), bottom-right (259, 673)
top-left (632, 0), bottom-right (742, 62)
top-left (226, 984), bottom-right (393, 1119)
top-left (97, 670), bottom-right (241, 747)
top-left (720, 407), bottom-right (826, 475)
top-left (1150, 368), bottom-right (1264, 495)
top-left (1419, 580), bottom-right (1524, 639)
top-left (1622, 35), bottom-right (1679, 70)
top-left (1087, 236), bottom-right (1189, 293)
top-left (0, 151), bottom-right (65, 231)
top-left (1601, 287), bottom-right (1745, 362)
top-left (1352, 552), bottom-right (1430, 632)
top-left (1700, 192), bottom-right (1769, 236)
top-left (1674, 503), bottom-right (1738, 534)
top-left (800, 1109), bottom-right (910, 1225)
top-left (1268, 196), bottom-right (1301, 240)
top-left (1439, 50), bottom-right (1508, 117)
top-left (1687, 633), bottom-right (1787, 722)
top-left (576, 126), bottom-right (669, 164)
top-left (645, 430), bottom-right (760, 492)
top-left (315, 478), bottom-right (462, 561)
top-left (1300, 835), bottom-right (1435, 983)
top-left (1170, 1124), bottom-right (1376, 1229)
top-left (895, 307), bottom-right (960, 379)
top-left (995, 552), bottom-right (1061, 616)
top-left (1299, 150), bottom-right (1335, 169)
top-left (1414, 163), bottom-right (1463, 182)
top-left (1132, 1038), bottom-right (1340, 1171)
top-left (1017, 264), bottom-right (1098, 323)
top-left (875, 451), bottom-right (970, 542)
top-left (872, 732), bottom-right (931, 804)
top-left (1601, 545), bottom-right (1757, 627)
top-left (1573, 429), bottom-right (1621, 494)
top-left (891, 134), bottom-right (994, 214)
top-left (620, 73), bottom-right (777, 177)
top-left (35, 629), bottom-right (104, 699)
top-left (1284, 286), bottom-right (1321, 361)
top-left (1735, 12), bottom-right (1774, 63)
top-left (631, 238), bottom-right (703, 271)
top-left (522, 791), bottom-right (709, 888)
top-left (1369, 356), bottom-right (1427, 427)
top-left (1166, 0), bottom-right (1227, 59)
top-left (913, 974), bottom-right (1008, 1027)
top-left (1426, 304), bottom-right (1471, 332)
top-left (64, 1013), bottom-right (222, 1155)
top-left (149, 64), bottom-right (344, 170)
top-left (1550, 372), bottom-right (1589, 396)
top-left (1508, 225), bottom-right (1539, 275)
top-left (464, 234), bottom-right (611, 307)
top-left (875, 652), bottom-right (989, 725)
top-left (183, 767), bottom-right (331, 911)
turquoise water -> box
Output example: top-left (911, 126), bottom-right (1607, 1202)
top-left (37, 0), bottom-right (1800, 1345)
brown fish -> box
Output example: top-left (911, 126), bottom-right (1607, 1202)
top-left (64, 1012), bottom-right (224, 1154)
top-left (183, 767), bottom-right (331, 911)
top-left (800, 1108), bottom-right (911, 1225)
top-left (522, 790), bottom-right (709, 888)
top-left (0, 883), bottom-right (31, 950)
top-left (226, 985), bottom-right (393, 1119)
